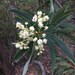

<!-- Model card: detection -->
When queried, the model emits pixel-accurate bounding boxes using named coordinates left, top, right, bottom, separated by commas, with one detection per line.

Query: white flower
left=38, top=22, right=43, bottom=28
left=19, top=30, right=29, bottom=39
left=25, top=22, right=28, bottom=25
left=44, top=26, right=49, bottom=30
left=33, top=37, right=38, bottom=42
left=32, top=15, right=38, bottom=22
left=43, top=15, right=49, bottom=21
left=29, top=26, right=35, bottom=31
left=30, top=32, right=34, bottom=35
left=38, top=18, right=43, bottom=23
left=24, top=46, right=29, bottom=49
left=28, top=37, right=33, bottom=41
left=37, top=39, right=43, bottom=45
left=37, top=53, right=40, bottom=55
left=35, top=46, right=39, bottom=50
left=43, top=38, right=47, bottom=44
left=39, top=51, right=43, bottom=54
left=15, top=43, right=21, bottom=48
left=20, top=46, right=23, bottom=50
left=37, top=11, right=42, bottom=16
left=16, top=22, right=24, bottom=29
left=42, top=33, right=46, bottom=38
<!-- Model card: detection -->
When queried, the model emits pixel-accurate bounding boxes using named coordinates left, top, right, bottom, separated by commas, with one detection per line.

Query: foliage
left=10, top=0, right=75, bottom=75
left=54, top=56, right=75, bottom=75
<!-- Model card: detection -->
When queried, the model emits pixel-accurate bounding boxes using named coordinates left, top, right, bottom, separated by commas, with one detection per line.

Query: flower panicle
left=13, top=11, right=49, bottom=55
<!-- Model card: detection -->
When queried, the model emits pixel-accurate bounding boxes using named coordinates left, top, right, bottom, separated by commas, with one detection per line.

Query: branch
left=55, top=0, right=62, bottom=8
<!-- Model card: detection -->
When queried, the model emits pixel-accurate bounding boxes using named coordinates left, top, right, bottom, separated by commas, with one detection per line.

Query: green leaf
left=56, top=28, right=73, bottom=34
left=63, top=33, right=75, bottom=42
left=57, top=29, right=75, bottom=42
left=47, top=34, right=75, bottom=63
left=62, top=69, right=75, bottom=75
left=22, top=42, right=34, bottom=75
left=56, top=68, right=66, bottom=75
left=22, top=57, right=31, bottom=75
left=47, top=37, right=56, bottom=75
left=58, top=21, right=75, bottom=29
left=50, top=6, right=73, bottom=26
left=50, top=5, right=66, bottom=24
left=14, top=49, right=27, bottom=62
left=10, top=9, right=33, bottom=24
left=15, top=17, right=26, bottom=25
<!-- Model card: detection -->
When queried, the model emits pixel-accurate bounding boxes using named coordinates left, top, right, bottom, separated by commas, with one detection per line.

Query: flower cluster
left=13, top=11, right=49, bottom=55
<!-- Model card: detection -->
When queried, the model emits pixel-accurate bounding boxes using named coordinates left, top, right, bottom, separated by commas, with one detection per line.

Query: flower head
left=37, top=39, right=43, bottom=45
left=16, top=22, right=24, bottom=29
left=32, top=15, right=38, bottom=22
left=43, top=15, right=49, bottom=21
left=19, top=30, right=29, bottom=39
left=25, top=22, right=28, bottom=25
left=29, top=26, right=35, bottom=31
left=44, top=26, right=49, bottom=30
left=43, top=38, right=47, bottom=44
left=33, top=37, right=38, bottom=42
left=42, top=33, right=46, bottom=38
left=13, top=10, right=49, bottom=55
left=37, top=11, right=42, bottom=16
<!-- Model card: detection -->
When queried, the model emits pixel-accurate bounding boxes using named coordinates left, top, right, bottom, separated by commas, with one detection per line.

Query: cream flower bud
left=25, top=22, right=28, bottom=25
left=42, top=33, right=46, bottom=38
left=37, top=11, right=42, bottom=16
left=44, top=15, right=49, bottom=21
left=32, top=15, right=38, bottom=22
left=20, top=46, right=23, bottom=50
left=44, top=26, right=49, bottom=30
left=38, top=22, right=43, bottom=28
left=43, top=39, right=47, bottom=44
left=16, top=22, right=24, bottom=29
left=37, top=39, right=43, bottom=45
left=19, top=30, right=29, bottom=39
left=33, top=37, right=38, bottom=42
left=38, top=18, right=43, bottom=22
left=29, top=26, right=35, bottom=31
left=15, top=43, right=20, bottom=48
left=40, top=51, right=43, bottom=54
left=37, top=53, right=40, bottom=55
left=35, top=46, right=39, bottom=50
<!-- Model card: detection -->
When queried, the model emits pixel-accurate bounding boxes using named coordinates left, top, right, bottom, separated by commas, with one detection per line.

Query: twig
left=34, top=60, right=46, bottom=75
left=55, top=0, right=62, bottom=8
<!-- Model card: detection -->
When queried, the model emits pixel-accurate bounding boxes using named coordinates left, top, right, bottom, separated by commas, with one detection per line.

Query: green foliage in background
left=54, top=56, right=75, bottom=75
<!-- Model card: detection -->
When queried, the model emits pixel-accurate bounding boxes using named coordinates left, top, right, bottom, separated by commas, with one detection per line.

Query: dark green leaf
left=14, top=49, right=27, bottom=62
left=58, top=21, right=75, bottom=29
left=47, top=34, right=75, bottom=63
left=50, top=5, right=66, bottom=24
left=10, top=9, right=33, bottom=24
left=57, top=29, right=75, bottom=42
left=22, top=42, right=34, bottom=75
left=22, top=57, right=31, bottom=75
left=47, top=37, right=56, bottom=75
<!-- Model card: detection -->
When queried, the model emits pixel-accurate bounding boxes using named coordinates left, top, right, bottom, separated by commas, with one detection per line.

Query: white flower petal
left=37, top=39, right=43, bottom=45
left=16, top=22, right=24, bottom=29
left=43, top=39, right=47, bottom=44
left=29, top=26, right=35, bottom=31
left=32, top=15, right=38, bottom=22
left=42, top=33, right=46, bottom=38
left=25, top=22, right=28, bottom=25
left=33, top=37, right=38, bottom=42
left=37, top=11, right=42, bottom=16
left=44, top=26, right=49, bottom=30
left=38, top=22, right=43, bottom=28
